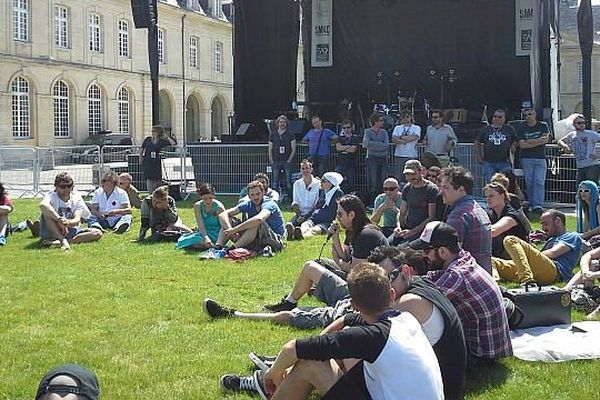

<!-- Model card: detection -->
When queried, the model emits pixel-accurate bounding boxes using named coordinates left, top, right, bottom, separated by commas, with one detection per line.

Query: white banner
left=515, top=0, right=535, bottom=56
left=311, top=0, right=333, bottom=67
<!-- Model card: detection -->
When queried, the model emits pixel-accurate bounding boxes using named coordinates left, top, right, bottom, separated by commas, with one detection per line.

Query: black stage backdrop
left=233, top=0, right=300, bottom=140
left=304, top=0, right=532, bottom=123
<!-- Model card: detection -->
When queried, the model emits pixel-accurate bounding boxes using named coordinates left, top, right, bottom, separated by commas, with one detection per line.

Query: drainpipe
left=181, top=13, right=187, bottom=145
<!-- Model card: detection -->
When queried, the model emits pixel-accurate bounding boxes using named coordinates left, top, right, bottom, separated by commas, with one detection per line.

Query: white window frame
left=54, top=6, right=69, bottom=48
left=118, top=20, right=129, bottom=58
left=118, top=87, right=130, bottom=135
left=158, top=28, right=166, bottom=64
left=53, top=80, right=70, bottom=138
left=12, top=76, right=30, bottom=139
left=189, top=36, right=198, bottom=68
left=13, top=0, right=28, bottom=41
left=88, top=84, right=102, bottom=135
left=214, top=41, right=223, bottom=72
left=89, top=12, right=102, bottom=52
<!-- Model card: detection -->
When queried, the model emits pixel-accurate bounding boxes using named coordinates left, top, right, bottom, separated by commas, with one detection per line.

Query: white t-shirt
left=392, top=124, right=421, bottom=157
left=292, top=176, right=321, bottom=215
left=91, top=186, right=130, bottom=225
left=44, top=191, right=90, bottom=227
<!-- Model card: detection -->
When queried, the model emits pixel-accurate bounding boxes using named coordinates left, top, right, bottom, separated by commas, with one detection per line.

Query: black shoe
left=220, top=370, right=268, bottom=400
left=249, top=352, right=277, bottom=371
left=203, top=298, right=236, bottom=318
left=264, top=297, right=296, bottom=312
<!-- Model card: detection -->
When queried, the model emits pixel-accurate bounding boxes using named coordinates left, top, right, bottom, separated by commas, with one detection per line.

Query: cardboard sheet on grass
left=510, top=321, right=600, bottom=362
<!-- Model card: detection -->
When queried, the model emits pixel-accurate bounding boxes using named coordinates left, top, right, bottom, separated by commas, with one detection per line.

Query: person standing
left=474, top=109, right=517, bottom=182
left=268, top=115, right=296, bottom=201
left=363, top=113, right=390, bottom=206
left=557, top=115, right=600, bottom=186
left=302, top=114, right=337, bottom=177
left=139, top=125, right=177, bottom=193
left=335, top=120, right=360, bottom=193
left=424, top=110, right=457, bottom=166
left=516, top=108, right=551, bottom=214
left=391, top=112, right=421, bottom=182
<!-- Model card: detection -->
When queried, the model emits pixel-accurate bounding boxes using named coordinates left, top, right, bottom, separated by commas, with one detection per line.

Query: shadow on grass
left=23, top=240, right=42, bottom=250
left=465, top=360, right=510, bottom=396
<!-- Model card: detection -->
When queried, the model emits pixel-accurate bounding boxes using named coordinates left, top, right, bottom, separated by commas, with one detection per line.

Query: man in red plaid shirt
left=410, top=221, right=512, bottom=362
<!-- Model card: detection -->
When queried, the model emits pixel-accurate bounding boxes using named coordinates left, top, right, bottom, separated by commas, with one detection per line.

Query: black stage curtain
left=304, top=0, right=534, bottom=122
left=233, top=0, right=300, bottom=140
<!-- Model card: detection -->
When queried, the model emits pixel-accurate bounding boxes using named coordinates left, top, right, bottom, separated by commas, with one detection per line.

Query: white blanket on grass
left=510, top=321, right=600, bottom=362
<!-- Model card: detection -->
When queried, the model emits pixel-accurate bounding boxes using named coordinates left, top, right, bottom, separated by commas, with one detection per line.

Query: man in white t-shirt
left=38, top=172, right=102, bottom=250
left=88, top=171, right=133, bottom=233
left=391, top=112, right=421, bottom=182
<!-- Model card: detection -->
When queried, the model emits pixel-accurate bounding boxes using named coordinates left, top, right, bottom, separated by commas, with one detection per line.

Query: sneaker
left=203, top=298, right=236, bottom=319
left=40, top=239, right=61, bottom=248
left=220, top=373, right=259, bottom=395
left=285, top=223, right=294, bottom=241
left=27, top=219, right=40, bottom=238
left=198, top=248, right=227, bottom=260
left=114, top=222, right=130, bottom=234
left=293, top=226, right=304, bottom=240
left=262, top=245, right=274, bottom=258
left=253, top=369, right=269, bottom=400
left=249, top=352, right=277, bottom=371
left=0, top=235, right=6, bottom=246
left=264, top=297, right=296, bottom=312
left=89, top=223, right=106, bottom=232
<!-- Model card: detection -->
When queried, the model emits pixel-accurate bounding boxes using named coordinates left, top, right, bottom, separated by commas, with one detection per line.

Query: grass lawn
left=0, top=197, right=598, bottom=399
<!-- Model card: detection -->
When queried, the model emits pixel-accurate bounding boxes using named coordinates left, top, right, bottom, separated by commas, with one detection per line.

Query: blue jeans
left=87, top=214, right=133, bottom=231
left=483, top=160, right=513, bottom=183
left=366, top=156, right=388, bottom=205
left=520, top=158, right=547, bottom=210
left=271, top=161, right=293, bottom=198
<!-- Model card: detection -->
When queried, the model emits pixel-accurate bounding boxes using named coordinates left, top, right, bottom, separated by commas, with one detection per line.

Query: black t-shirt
left=141, top=137, right=171, bottom=179
left=345, top=227, right=389, bottom=260
left=477, top=124, right=517, bottom=163
left=269, top=129, right=295, bottom=162
left=516, top=121, right=550, bottom=159
left=434, top=193, right=447, bottom=221
left=402, top=181, right=439, bottom=229
left=337, top=133, right=361, bottom=166
left=489, top=204, right=529, bottom=259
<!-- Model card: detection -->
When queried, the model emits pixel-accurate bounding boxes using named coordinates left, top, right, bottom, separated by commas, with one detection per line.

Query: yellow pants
left=491, top=235, right=558, bottom=285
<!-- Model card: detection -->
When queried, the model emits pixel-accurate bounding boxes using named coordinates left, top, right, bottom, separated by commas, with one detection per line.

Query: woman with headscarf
left=577, top=180, right=600, bottom=244
left=288, top=171, right=344, bottom=240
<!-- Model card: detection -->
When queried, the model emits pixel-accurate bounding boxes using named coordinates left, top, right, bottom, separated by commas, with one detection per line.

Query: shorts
left=39, top=215, right=82, bottom=240
left=322, top=361, right=370, bottom=400
left=250, top=221, right=284, bottom=252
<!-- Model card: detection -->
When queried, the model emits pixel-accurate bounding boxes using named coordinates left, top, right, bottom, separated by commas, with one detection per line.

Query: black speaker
left=236, top=123, right=254, bottom=136
left=131, top=0, right=151, bottom=28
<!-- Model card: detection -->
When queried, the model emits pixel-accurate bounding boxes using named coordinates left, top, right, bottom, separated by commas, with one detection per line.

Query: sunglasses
left=57, top=184, right=73, bottom=189
left=388, top=267, right=401, bottom=282
left=383, top=187, right=398, bottom=191
left=342, top=126, right=352, bottom=129
left=101, top=179, right=114, bottom=183
left=579, top=189, right=591, bottom=193
left=524, top=112, right=535, bottom=116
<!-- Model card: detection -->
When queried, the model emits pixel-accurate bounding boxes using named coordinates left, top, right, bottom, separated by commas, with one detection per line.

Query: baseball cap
left=36, top=364, right=100, bottom=400
left=403, top=159, right=422, bottom=175
left=408, top=221, right=459, bottom=250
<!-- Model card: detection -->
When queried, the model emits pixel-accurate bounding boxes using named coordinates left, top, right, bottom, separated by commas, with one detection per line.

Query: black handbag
left=506, top=284, right=571, bottom=329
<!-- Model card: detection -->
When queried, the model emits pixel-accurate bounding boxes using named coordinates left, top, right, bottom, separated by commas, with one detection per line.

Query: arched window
left=53, top=80, right=70, bottom=137
left=118, top=87, right=130, bottom=135
left=88, top=84, right=102, bottom=134
left=11, top=76, right=30, bottom=138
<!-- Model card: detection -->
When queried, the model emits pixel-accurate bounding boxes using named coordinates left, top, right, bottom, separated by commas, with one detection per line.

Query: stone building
left=0, top=0, right=233, bottom=147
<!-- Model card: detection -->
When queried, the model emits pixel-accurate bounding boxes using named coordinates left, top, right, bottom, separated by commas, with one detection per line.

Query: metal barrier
left=0, top=143, right=581, bottom=205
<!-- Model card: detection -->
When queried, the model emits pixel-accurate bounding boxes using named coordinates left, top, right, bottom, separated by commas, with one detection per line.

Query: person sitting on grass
left=490, top=172, right=525, bottom=211
left=88, top=171, right=133, bottom=234
left=239, top=173, right=280, bottom=203
left=206, top=245, right=467, bottom=400
left=191, top=182, right=225, bottom=249
left=138, top=185, right=192, bottom=241
left=0, top=182, right=13, bottom=246
left=370, top=178, right=402, bottom=240
left=289, top=159, right=321, bottom=229
left=492, top=209, right=582, bottom=285
left=36, top=172, right=102, bottom=250
left=576, top=180, right=600, bottom=245
left=35, top=363, right=100, bottom=400
left=220, top=263, right=444, bottom=400
left=484, top=182, right=530, bottom=259
left=286, top=171, right=344, bottom=240
left=117, top=172, right=142, bottom=209
left=216, top=180, right=285, bottom=253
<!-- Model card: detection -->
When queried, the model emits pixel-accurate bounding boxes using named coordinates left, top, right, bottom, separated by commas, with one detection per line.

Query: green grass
left=0, top=198, right=598, bottom=399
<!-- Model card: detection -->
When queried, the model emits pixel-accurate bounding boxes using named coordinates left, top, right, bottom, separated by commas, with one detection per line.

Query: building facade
left=0, top=0, right=233, bottom=147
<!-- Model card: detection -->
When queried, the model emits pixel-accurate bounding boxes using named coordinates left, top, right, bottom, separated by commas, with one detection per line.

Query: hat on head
left=403, top=159, right=423, bottom=175
left=322, top=171, right=343, bottom=187
left=36, top=364, right=100, bottom=400
left=409, top=221, right=459, bottom=250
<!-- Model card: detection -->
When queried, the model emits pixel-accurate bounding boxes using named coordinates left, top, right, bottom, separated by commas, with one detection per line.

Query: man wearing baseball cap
left=410, top=221, right=512, bottom=363
left=36, top=363, right=99, bottom=400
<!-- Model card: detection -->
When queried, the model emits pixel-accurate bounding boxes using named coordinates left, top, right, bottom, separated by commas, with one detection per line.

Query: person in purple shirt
left=302, top=114, right=338, bottom=178
left=440, top=166, right=493, bottom=274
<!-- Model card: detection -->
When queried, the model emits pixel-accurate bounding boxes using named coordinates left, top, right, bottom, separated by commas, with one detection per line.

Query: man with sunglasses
left=335, top=120, right=360, bottom=193
left=516, top=108, right=551, bottom=214
left=557, top=116, right=600, bottom=186
left=474, top=109, right=518, bottom=182
left=37, top=172, right=102, bottom=250
left=410, top=221, right=512, bottom=363
left=371, top=178, right=402, bottom=239
left=88, top=171, right=133, bottom=233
